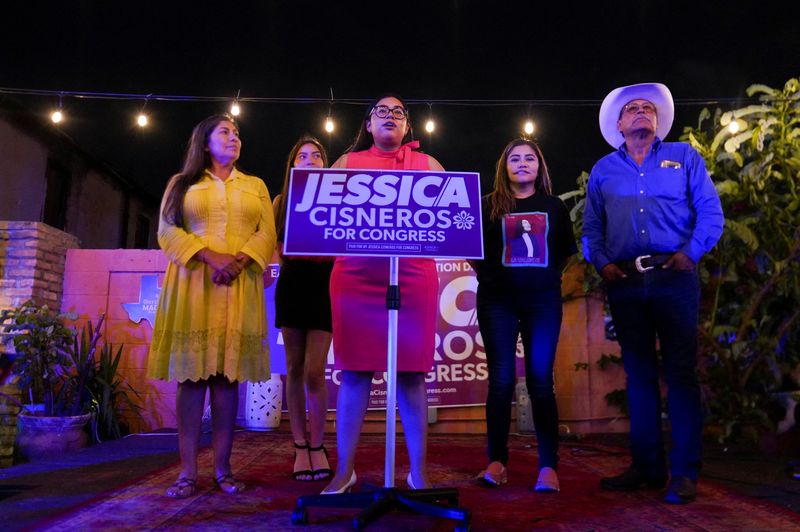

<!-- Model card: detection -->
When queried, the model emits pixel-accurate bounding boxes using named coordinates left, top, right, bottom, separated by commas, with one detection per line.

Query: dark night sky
left=2, top=1, right=798, bottom=202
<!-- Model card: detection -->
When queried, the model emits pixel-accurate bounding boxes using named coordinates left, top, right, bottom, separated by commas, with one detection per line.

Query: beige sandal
left=477, top=461, right=508, bottom=487
left=215, top=473, right=245, bottom=494
left=165, top=477, right=197, bottom=499
left=534, top=467, right=560, bottom=492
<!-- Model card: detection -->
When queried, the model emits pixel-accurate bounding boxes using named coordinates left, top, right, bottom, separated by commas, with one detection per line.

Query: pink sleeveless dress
left=330, top=142, right=438, bottom=372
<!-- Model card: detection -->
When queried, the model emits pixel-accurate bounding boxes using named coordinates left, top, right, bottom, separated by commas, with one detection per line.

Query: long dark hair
left=346, top=93, right=415, bottom=153
left=274, top=135, right=328, bottom=242
left=161, top=114, right=238, bottom=227
left=487, top=138, right=553, bottom=221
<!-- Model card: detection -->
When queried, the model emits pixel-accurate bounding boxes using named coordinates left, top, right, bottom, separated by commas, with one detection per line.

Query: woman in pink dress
left=322, top=95, right=443, bottom=494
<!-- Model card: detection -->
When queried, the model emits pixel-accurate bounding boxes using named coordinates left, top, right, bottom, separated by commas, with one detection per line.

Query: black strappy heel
left=292, top=441, right=314, bottom=481
left=309, top=444, right=333, bottom=481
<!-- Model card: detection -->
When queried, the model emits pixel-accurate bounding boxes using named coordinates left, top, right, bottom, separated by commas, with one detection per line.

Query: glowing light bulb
left=325, top=117, right=335, bottom=133
left=51, top=110, right=63, bottom=124
left=425, top=119, right=435, bottom=133
left=137, top=114, right=148, bottom=127
left=524, top=121, right=535, bottom=135
left=230, top=102, right=241, bottom=116
left=728, top=120, right=740, bottom=134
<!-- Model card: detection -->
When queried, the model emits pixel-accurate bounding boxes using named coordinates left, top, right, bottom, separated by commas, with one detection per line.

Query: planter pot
left=15, top=412, right=92, bottom=460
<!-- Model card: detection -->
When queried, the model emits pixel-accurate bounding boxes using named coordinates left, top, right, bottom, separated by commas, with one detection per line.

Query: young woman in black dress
left=273, top=136, right=334, bottom=482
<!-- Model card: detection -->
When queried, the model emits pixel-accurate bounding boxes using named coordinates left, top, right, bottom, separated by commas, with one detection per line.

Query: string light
left=136, top=95, right=151, bottom=128
left=230, top=89, right=241, bottom=116
left=50, top=94, right=64, bottom=124
left=0, top=86, right=759, bottom=140
left=523, top=120, right=535, bottom=136
left=425, top=103, right=435, bottom=133
left=324, top=87, right=335, bottom=133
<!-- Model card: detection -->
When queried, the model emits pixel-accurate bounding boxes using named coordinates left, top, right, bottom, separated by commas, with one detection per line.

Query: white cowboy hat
left=599, top=82, right=674, bottom=148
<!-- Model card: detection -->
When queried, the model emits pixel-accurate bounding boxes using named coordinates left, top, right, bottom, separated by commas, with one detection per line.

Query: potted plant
left=0, top=300, right=91, bottom=458
left=73, top=318, right=141, bottom=441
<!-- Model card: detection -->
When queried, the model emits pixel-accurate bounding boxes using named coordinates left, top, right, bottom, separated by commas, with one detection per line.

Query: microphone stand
left=292, top=257, right=471, bottom=530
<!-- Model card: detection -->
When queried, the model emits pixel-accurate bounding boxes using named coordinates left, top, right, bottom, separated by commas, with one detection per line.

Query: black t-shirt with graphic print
left=473, top=193, right=577, bottom=294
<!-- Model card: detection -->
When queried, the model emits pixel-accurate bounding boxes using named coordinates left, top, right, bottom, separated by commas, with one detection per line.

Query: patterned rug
left=38, top=432, right=799, bottom=531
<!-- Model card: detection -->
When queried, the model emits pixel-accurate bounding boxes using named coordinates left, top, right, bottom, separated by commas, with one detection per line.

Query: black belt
left=615, top=253, right=673, bottom=274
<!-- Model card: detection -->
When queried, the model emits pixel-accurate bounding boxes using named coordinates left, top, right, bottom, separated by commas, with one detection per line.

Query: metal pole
left=384, top=256, right=399, bottom=488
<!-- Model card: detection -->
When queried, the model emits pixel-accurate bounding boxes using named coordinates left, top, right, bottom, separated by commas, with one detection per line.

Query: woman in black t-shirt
left=472, top=138, right=577, bottom=492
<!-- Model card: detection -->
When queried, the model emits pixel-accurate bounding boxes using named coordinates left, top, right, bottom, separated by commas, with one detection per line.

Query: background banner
left=123, top=260, right=526, bottom=409
left=266, top=260, right=528, bottom=409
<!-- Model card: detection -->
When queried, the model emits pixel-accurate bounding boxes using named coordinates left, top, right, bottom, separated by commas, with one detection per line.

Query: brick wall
left=0, top=221, right=80, bottom=310
left=0, top=382, right=21, bottom=467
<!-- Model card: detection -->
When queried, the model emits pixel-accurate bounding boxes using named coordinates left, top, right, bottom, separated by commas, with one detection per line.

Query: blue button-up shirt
left=582, top=139, right=723, bottom=272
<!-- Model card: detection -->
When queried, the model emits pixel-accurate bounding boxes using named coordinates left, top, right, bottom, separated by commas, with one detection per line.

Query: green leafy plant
left=682, top=78, right=800, bottom=442
left=66, top=317, right=141, bottom=440
left=67, top=314, right=104, bottom=416
left=574, top=352, right=628, bottom=414
left=0, top=300, right=78, bottom=416
left=82, top=324, right=141, bottom=441
left=597, top=353, right=623, bottom=371
left=1, top=301, right=141, bottom=440
left=604, top=389, right=629, bottom=416
left=559, top=172, right=604, bottom=295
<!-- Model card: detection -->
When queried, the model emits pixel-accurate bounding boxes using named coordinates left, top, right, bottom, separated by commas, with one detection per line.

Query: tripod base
left=292, top=486, right=471, bottom=530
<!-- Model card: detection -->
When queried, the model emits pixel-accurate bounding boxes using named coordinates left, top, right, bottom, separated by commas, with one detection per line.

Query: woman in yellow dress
left=148, top=114, right=276, bottom=498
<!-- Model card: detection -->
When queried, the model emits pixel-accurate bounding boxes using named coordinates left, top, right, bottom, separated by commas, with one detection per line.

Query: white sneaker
left=534, top=467, right=560, bottom=492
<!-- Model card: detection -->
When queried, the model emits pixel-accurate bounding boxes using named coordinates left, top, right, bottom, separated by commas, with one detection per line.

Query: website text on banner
left=283, top=168, right=484, bottom=259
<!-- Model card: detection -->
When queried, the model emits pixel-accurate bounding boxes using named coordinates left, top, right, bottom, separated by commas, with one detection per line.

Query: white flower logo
left=453, top=211, right=475, bottom=230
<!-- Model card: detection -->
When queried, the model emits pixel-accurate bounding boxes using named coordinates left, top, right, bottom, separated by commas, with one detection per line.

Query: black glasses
left=371, top=105, right=408, bottom=120
left=623, top=103, right=657, bottom=115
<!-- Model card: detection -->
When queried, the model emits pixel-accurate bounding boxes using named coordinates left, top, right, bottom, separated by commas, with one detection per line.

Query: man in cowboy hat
left=583, top=82, right=723, bottom=504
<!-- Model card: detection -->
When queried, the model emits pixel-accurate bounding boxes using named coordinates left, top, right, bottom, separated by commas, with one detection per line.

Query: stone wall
left=0, top=221, right=80, bottom=310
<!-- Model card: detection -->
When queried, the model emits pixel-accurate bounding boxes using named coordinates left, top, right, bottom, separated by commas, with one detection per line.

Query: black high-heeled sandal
left=309, top=444, right=333, bottom=481
left=292, top=441, right=314, bottom=481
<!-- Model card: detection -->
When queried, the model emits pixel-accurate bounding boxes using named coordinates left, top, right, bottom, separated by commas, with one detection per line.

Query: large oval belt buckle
left=634, top=254, right=654, bottom=273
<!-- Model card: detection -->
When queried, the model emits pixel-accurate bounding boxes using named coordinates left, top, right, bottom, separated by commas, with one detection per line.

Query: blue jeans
left=477, top=285, right=562, bottom=470
left=606, top=268, right=702, bottom=480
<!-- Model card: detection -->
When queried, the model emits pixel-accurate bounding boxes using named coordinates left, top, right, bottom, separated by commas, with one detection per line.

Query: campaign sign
left=283, top=168, right=483, bottom=259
